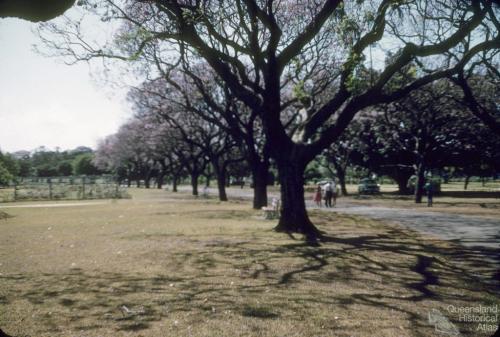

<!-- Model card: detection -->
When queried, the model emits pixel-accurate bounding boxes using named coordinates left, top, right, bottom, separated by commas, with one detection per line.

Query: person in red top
left=313, top=184, right=322, bottom=208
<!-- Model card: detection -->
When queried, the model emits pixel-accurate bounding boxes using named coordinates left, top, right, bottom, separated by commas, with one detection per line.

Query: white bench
left=202, top=187, right=209, bottom=198
left=262, top=198, right=280, bottom=220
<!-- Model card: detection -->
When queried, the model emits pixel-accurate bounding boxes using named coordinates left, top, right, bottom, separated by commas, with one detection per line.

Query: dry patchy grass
left=0, top=189, right=498, bottom=337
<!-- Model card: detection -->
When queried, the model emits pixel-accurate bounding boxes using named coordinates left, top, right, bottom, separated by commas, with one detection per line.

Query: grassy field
left=0, top=189, right=498, bottom=337
left=0, top=188, right=15, bottom=203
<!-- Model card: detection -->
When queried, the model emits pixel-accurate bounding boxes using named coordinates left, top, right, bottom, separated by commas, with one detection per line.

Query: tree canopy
left=36, top=0, right=500, bottom=240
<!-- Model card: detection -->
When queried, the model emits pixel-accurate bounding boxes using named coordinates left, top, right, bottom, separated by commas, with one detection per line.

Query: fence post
left=48, top=179, right=53, bottom=200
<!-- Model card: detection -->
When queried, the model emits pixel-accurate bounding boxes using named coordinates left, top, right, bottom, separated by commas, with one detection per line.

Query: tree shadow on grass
left=241, top=304, right=279, bottom=319
left=1, top=224, right=498, bottom=336
left=0, top=211, right=13, bottom=220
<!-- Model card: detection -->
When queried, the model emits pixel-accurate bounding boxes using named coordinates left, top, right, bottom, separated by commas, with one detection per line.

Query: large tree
left=348, top=80, right=500, bottom=198
left=452, top=70, right=500, bottom=135
left=377, top=81, right=468, bottom=203
left=98, top=119, right=158, bottom=187
left=166, top=66, right=272, bottom=209
left=38, top=0, right=500, bottom=240
left=129, top=81, right=242, bottom=200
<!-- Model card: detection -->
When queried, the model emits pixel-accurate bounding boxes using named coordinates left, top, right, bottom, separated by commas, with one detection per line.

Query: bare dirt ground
left=1, top=188, right=498, bottom=337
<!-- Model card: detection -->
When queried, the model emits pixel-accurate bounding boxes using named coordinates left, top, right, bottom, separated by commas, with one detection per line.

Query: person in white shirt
left=331, top=180, right=337, bottom=206
left=324, top=182, right=333, bottom=207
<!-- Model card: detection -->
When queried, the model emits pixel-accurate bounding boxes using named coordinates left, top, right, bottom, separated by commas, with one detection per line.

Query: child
left=314, top=184, right=322, bottom=207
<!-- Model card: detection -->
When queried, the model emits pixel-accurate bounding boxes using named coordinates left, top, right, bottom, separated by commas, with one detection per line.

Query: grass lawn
left=0, top=188, right=15, bottom=203
left=0, top=188, right=498, bottom=337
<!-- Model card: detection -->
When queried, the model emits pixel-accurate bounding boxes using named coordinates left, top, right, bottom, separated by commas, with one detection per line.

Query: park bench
left=262, top=197, right=280, bottom=220
left=202, top=186, right=209, bottom=198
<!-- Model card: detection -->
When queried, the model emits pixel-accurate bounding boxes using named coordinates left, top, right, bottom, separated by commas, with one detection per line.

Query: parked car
left=358, top=178, right=380, bottom=194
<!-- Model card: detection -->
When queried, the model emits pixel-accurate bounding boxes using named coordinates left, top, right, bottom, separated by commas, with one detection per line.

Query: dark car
left=358, top=178, right=380, bottom=194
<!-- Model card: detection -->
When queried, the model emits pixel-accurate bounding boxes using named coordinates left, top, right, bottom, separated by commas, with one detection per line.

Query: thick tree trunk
left=212, top=161, right=228, bottom=202
left=156, top=172, right=164, bottom=189
left=464, top=175, right=470, bottom=190
left=414, top=163, right=426, bottom=203
left=191, top=173, right=199, bottom=196
left=136, top=179, right=141, bottom=188
left=337, top=167, right=348, bottom=196
left=332, top=160, right=348, bottom=196
left=172, top=176, right=178, bottom=192
left=395, top=175, right=411, bottom=195
left=251, top=162, right=269, bottom=209
left=216, top=172, right=228, bottom=201
left=143, top=166, right=154, bottom=189
left=390, top=168, right=413, bottom=195
left=274, top=159, right=321, bottom=240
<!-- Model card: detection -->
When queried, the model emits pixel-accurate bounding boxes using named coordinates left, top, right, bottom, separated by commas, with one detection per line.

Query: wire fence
left=0, top=176, right=129, bottom=202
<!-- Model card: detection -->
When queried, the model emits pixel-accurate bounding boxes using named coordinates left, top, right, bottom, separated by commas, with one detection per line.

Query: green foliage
left=36, top=164, right=59, bottom=177
left=0, top=147, right=98, bottom=179
left=58, top=161, right=73, bottom=176
left=345, top=57, right=373, bottom=95
left=18, top=158, right=34, bottom=177
left=292, top=80, right=311, bottom=107
left=383, top=54, right=418, bottom=93
left=0, top=161, right=14, bottom=186
left=31, top=148, right=61, bottom=175
left=73, top=153, right=100, bottom=176
left=0, top=152, right=19, bottom=177
left=0, top=151, right=18, bottom=185
left=305, top=159, right=324, bottom=183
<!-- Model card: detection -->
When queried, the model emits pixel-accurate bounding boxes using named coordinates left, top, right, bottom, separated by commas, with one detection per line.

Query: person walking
left=324, top=182, right=333, bottom=207
left=332, top=180, right=338, bottom=206
left=313, top=184, right=322, bottom=208
left=424, top=181, right=434, bottom=207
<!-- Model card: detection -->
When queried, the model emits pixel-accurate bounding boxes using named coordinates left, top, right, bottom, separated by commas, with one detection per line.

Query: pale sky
left=0, top=17, right=132, bottom=153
